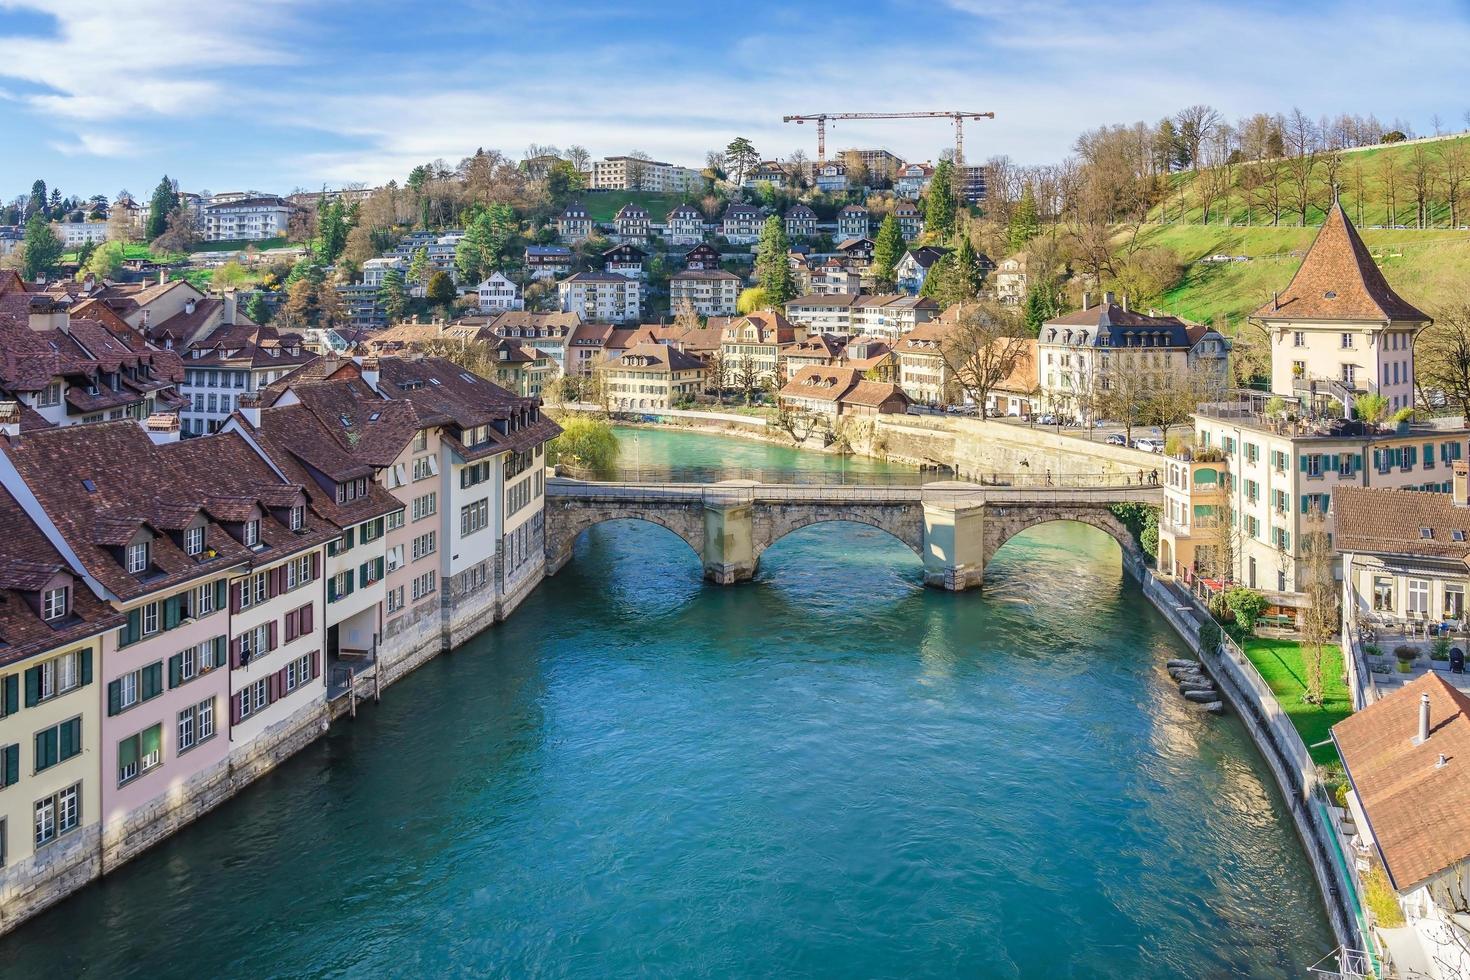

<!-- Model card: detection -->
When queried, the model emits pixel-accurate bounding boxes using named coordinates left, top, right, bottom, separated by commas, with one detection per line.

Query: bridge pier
left=703, top=497, right=757, bottom=585
left=921, top=485, right=987, bottom=591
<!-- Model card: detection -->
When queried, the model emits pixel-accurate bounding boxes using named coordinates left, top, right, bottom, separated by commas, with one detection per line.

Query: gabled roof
left=611, top=342, right=705, bottom=373
left=1334, top=482, right=1470, bottom=562
left=1253, top=202, right=1428, bottom=323
left=1334, top=673, right=1470, bottom=890
left=784, top=204, right=817, bottom=220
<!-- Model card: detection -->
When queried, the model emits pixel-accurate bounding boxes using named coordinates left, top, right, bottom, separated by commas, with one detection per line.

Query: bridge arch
left=981, top=505, right=1146, bottom=574
left=545, top=506, right=705, bottom=575
left=752, top=510, right=926, bottom=565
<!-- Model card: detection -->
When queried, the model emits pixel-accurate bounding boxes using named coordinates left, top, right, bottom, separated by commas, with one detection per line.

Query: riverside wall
left=0, top=551, right=549, bottom=936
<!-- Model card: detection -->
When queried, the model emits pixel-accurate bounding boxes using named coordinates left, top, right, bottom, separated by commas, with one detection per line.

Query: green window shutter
left=328, top=579, right=338, bottom=603
left=163, top=596, right=180, bottom=631
left=358, top=564, right=367, bottom=589
left=59, top=718, right=78, bottom=760
left=215, top=635, right=228, bottom=668
left=3, top=744, right=16, bottom=786
left=3, top=674, right=16, bottom=716
left=142, top=663, right=162, bottom=700
left=344, top=527, right=354, bottom=549
left=123, top=609, right=141, bottom=647
left=118, top=735, right=138, bottom=777
left=141, top=724, right=161, bottom=761
left=107, top=679, right=122, bottom=716
left=1299, top=454, right=1308, bottom=473
left=215, top=579, right=227, bottom=611
left=24, top=667, right=40, bottom=708
left=35, top=727, right=57, bottom=770
left=169, top=654, right=182, bottom=688
left=80, top=649, right=92, bottom=686
left=374, top=557, right=384, bottom=580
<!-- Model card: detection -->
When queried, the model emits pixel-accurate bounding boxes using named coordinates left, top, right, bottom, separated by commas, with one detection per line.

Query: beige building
left=1159, top=203, right=1454, bottom=601
left=720, top=311, right=799, bottom=388
left=670, top=269, right=741, bottom=317
left=604, top=343, right=707, bottom=410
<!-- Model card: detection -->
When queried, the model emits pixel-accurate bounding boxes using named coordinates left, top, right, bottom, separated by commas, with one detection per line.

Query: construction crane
left=781, top=110, right=996, bottom=164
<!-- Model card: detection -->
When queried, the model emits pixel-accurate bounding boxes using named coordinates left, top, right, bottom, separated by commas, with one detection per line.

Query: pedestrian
left=1151, top=468, right=1159, bottom=485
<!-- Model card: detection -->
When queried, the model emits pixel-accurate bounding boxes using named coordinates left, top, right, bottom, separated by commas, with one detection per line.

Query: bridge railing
left=599, top=467, right=1162, bottom=489
left=547, top=480, right=1163, bottom=506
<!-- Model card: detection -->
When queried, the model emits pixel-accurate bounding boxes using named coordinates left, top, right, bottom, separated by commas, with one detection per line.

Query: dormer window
left=243, top=519, right=260, bottom=547
left=290, top=505, right=305, bottom=531
left=185, top=525, right=205, bottom=556
left=42, top=586, right=69, bottom=622
left=127, top=541, right=150, bottom=574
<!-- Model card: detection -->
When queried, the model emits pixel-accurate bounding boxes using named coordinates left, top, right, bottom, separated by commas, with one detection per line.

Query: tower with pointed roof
left=1253, top=202, right=1430, bottom=414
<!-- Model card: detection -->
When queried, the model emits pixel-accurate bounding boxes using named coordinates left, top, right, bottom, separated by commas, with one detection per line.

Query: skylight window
left=81, top=479, right=96, bottom=493
left=1421, top=527, right=1434, bottom=539
left=1453, top=530, right=1466, bottom=542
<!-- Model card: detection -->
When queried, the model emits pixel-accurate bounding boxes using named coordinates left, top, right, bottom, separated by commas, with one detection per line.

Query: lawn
left=1241, top=636, right=1353, bottom=766
left=581, top=191, right=699, bottom=224
left=191, top=237, right=289, bottom=252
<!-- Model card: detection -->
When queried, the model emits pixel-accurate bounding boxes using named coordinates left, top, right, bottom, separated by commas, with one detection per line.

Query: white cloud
left=46, top=131, right=137, bottom=156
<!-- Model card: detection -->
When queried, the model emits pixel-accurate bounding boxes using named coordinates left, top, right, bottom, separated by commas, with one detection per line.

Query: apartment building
left=893, top=201, right=923, bottom=239
left=837, top=204, right=870, bottom=241
left=895, top=319, right=957, bottom=408
left=670, top=269, right=741, bottom=317
left=179, top=323, right=318, bottom=436
left=1158, top=203, right=1448, bottom=600
left=589, top=157, right=706, bottom=193
left=556, top=202, right=593, bottom=244
left=613, top=203, right=650, bottom=242
left=779, top=365, right=911, bottom=419
left=525, top=245, right=573, bottom=281
left=0, top=484, right=119, bottom=926
left=850, top=294, right=938, bottom=343
left=558, top=272, right=640, bottom=323
left=720, top=311, right=799, bottom=386
left=604, top=344, right=707, bottom=410
left=602, top=244, right=645, bottom=279
left=666, top=204, right=707, bottom=246
left=197, top=196, right=292, bottom=242
left=720, top=204, right=764, bottom=245
left=51, top=223, right=109, bottom=247
left=785, top=293, right=860, bottom=335
left=784, top=204, right=817, bottom=240
left=895, top=163, right=935, bottom=199
left=362, top=257, right=406, bottom=289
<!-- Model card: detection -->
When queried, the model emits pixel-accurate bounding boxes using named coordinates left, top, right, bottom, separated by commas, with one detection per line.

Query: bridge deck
left=548, top=479, right=1163, bottom=506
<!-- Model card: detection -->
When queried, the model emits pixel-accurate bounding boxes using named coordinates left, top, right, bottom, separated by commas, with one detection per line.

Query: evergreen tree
left=315, top=198, right=352, bottom=262
left=1008, top=187, right=1039, bottom=252
left=21, top=213, right=62, bottom=281
left=918, top=253, right=953, bottom=302
left=1022, top=278, right=1061, bottom=335
left=872, top=215, right=905, bottom=289
left=245, top=292, right=272, bottom=324
left=954, top=235, right=983, bottom=299
left=146, top=176, right=176, bottom=240
left=379, top=268, right=408, bottom=323
left=925, top=160, right=956, bottom=241
left=27, top=180, right=47, bottom=220
left=408, top=247, right=430, bottom=287
left=754, top=215, right=795, bottom=305
left=425, top=271, right=456, bottom=306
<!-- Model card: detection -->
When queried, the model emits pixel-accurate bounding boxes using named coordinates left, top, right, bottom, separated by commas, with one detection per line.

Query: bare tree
left=1378, top=154, right=1401, bottom=226
left=1175, top=104, right=1223, bottom=172
left=1299, top=508, right=1337, bottom=706
left=625, top=150, right=654, bottom=191
left=772, top=402, right=821, bottom=444
left=1417, top=301, right=1470, bottom=423
left=1442, top=142, right=1469, bottom=228
left=735, top=353, right=761, bottom=405
left=566, top=145, right=590, bottom=173
left=1282, top=107, right=1319, bottom=226
left=1407, top=145, right=1437, bottom=229
left=704, top=349, right=729, bottom=404
left=938, top=301, right=1030, bottom=420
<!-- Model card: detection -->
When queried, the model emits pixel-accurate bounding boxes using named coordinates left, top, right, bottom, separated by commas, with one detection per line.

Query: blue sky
left=2, top=0, right=1469, bottom=200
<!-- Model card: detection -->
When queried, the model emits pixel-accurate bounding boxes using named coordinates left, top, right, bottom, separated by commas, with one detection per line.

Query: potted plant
left=1431, top=636, right=1452, bottom=662
left=1395, top=644, right=1419, bottom=672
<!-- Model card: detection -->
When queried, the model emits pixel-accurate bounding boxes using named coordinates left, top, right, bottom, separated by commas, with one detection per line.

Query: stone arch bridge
left=545, top=479, right=1162, bottom=590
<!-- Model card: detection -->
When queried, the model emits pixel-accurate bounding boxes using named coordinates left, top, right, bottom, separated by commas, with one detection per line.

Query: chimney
left=1416, top=692, right=1431, bottom=744
left=359, top=356, right=380, bottom=392
left=0, top=400, right=20, bottom=439
left=81, top=274, right=96, bottom=295
left=1103, top=290, right=1116, bottom=306
left=1121, top=295, right=1129, bottom=313
left=1272, top=290, right=1279, bottom=311
left=185, top=297, right=196, bottom=316
left=1082, top=291, right=1091, bottom=311
left=1454, top=461, right=1468, bottom=507
left=223, top=289, right=238, bottom=325
left=159, top=271, right=169, bottom=286
left=238, top=391, right=262, bottom=428
left=143, top=413, right=180, bottom=445
left=27, top=296, right=69, bottom=334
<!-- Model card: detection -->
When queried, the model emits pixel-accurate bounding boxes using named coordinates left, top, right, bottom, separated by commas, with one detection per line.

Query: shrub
left=1198, top=620, right=1221, bottom=656
left=1363, top=643, right=1382, bottom=656
left=1432, top=636, right=1452, bottom=661
left=1394, top=644, right=1418, bottom=661
left=1334, top=782, right=1350, bottom=808
left=1224, top=587, right=1267, bottom=633
left=548, top=416, right=620, bottom=476
left=1362, top=864, right=1406, bottom=928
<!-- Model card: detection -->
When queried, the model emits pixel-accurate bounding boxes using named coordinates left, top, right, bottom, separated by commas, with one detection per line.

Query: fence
left=601, top=467, right=1162, bottom=489
left=1142, top=572, right=1371, bottom=965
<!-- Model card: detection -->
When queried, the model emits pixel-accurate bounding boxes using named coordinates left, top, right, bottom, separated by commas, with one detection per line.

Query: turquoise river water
left=0, top=426, right=1333, bottom=977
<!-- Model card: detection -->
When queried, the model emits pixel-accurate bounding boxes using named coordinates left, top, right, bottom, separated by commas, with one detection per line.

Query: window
left=412, top=430, right=428, bottom=453
left=412, top=492, right=437, bottom=521
left=412, top=532, right=436, bottom=561
left=1341, top=363, right=1356, bottom=386
left=184, top=525, right=205, bottom=556
left=34, top=717, right=82, bottom=772
left=196, top=583, right=215, bottom=616
left=359, top=517, right=385, bottom=543
left=142, top=603, right=159, bottom=636
left=1447, top=585, right=1465, bottom=620
left=386, top=509, right=405, bottom=532
left=1372, top=576, right=1394, bottom=611
left=386, top=586, right=405, bottom=614
left=412, top=455, right=437, bottom=481
left=1408, top=579, right=1431, bottom=616
left=42, top=586, right=68, bottom=622
left=107, top=662, right=161, bottom=715
left=290, top=506, right=305, bottom=531
left=117, top=724, right=162, bottom=786
left=285, top=654, right=312, bottom=693
left=37, top=381, right=61, bottom=407
left=243, top=520, right=260, bottom=547
left=126, top=541, right=149, bottom=574
left=1292, top=331, right=1305, bottom=348
left=34, top=783, right=79, bottom=848
left=1340, top=332, right=1354, bottom=349
left=31, top=649, right=86, bottom=704
left=412, top=571, right=436, bottom=601
left=177, top=698, right=215, bottom=753
left=461, top=498, right=490, bottom=536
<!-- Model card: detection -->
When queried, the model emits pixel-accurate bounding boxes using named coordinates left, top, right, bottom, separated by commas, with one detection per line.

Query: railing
left=548, top=479, right=1163, bottom=507
left=598, top=468, right=1163, bottom=489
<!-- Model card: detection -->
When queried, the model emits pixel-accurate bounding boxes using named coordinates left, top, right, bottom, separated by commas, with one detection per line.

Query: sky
left=1, top=0, right=1469, bottom=200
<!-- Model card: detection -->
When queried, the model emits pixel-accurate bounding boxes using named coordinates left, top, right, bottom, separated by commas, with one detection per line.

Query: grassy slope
left=1241, top=636, right=1351, bottom=766
left=1152, top=133, right=1470, bottom=228
left=1129, top=223, right=1470, bottom=329
left=581, top=190, right=697, bottom=223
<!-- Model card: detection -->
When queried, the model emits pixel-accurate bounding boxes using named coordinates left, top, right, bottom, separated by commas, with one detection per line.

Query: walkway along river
left=0, top=426, right=1333, bottom=977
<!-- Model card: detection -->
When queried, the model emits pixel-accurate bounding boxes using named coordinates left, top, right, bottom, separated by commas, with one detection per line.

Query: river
left=0, top=425, right=1333, bottom=977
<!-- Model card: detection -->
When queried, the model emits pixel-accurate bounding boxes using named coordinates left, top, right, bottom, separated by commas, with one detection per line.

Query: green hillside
left=1151, top=133, right=1470, bottom=229
left=1126, top=224, right=1470, bottom=329
left=581, top=190, right=699, bottom=223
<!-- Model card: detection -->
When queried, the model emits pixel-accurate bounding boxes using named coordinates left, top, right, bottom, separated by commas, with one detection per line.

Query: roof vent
left=1438, top=753, right=1450, bottom=769
left=1324, top=291, right=1337, bottom=299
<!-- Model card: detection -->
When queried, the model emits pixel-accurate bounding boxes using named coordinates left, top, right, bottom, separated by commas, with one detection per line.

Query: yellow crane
left=781, top=110, right=996, bottom=165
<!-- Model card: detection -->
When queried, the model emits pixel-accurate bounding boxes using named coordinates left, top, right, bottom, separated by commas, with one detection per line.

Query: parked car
left=1105, top=433, right=1127, bottom=446
left=1037, top=413, right=1059, bottom=426
left=1134, top=437, right=1164, bottom=453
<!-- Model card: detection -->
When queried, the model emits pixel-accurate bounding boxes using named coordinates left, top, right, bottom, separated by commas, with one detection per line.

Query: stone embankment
left=1166, top=658, right=1225, bottom=713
